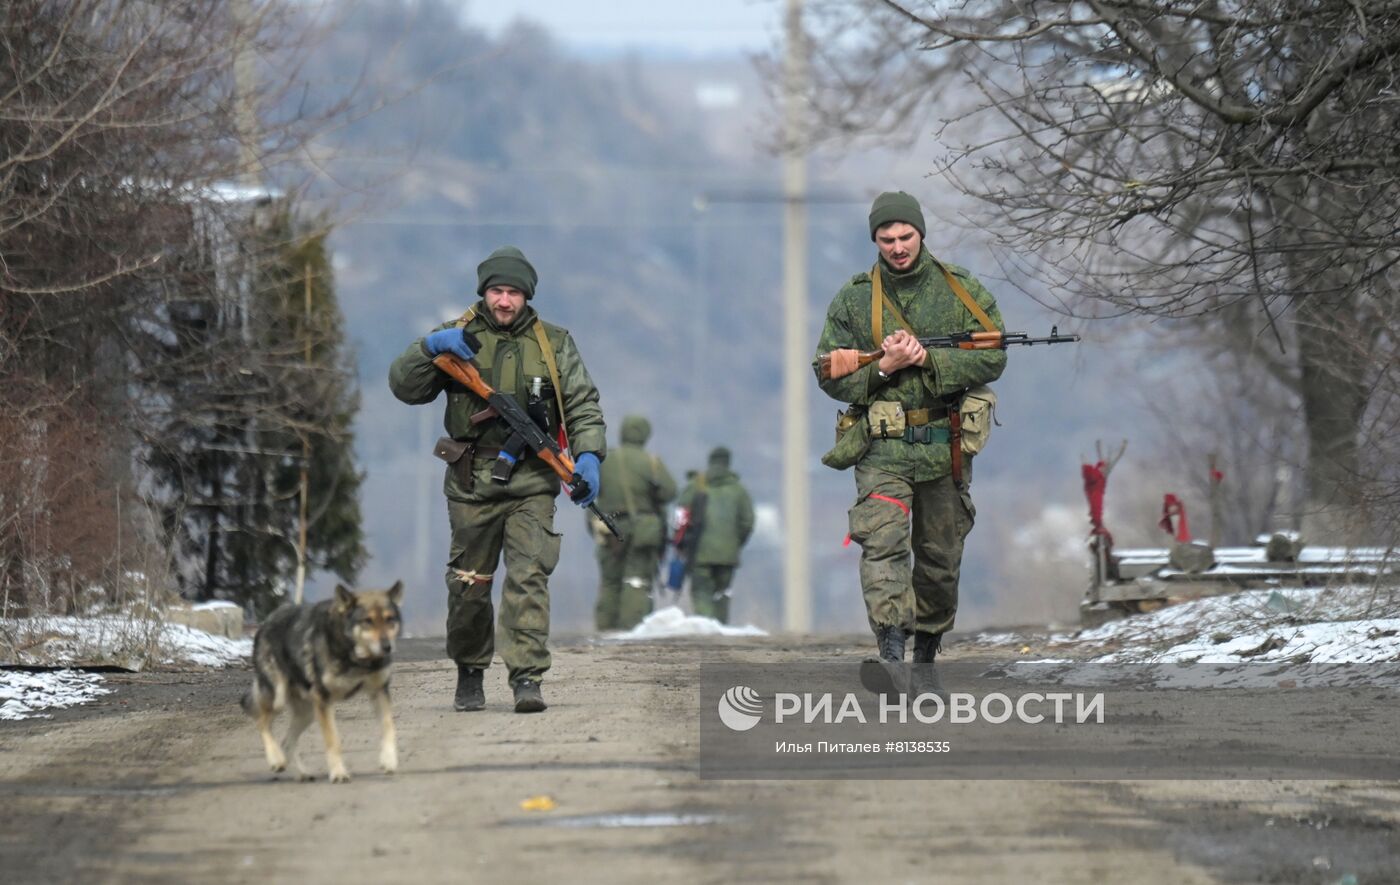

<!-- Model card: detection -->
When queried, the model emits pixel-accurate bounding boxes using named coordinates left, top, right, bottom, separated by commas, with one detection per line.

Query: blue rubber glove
left=571, top=452, right=601, bottom=507
left=423, top=328, right=476, bottom=362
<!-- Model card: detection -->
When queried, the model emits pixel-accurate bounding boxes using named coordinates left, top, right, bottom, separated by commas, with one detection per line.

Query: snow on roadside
left=608, top=605, right=768, bottom=640
left=3, top=614, right=251, bottom=669
left=0, top=670, right=111, bottom=721
left=979, top=585, right=1400, bottom=664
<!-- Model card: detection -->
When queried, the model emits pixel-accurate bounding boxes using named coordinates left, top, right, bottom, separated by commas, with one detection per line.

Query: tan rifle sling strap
left=934, top=260, right=998, bottom=333
left=531, top=319, right=570, bottom=450
left=933, top=259, right=995, bottom=490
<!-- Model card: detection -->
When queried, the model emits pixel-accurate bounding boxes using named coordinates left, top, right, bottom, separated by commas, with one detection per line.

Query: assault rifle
left=431, top=331, right=624, bottom=540
left=817, top=327, right=1080, bottom=381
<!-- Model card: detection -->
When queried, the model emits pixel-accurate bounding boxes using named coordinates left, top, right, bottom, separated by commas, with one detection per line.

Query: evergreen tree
left=221, top=208, right=367, bottom=615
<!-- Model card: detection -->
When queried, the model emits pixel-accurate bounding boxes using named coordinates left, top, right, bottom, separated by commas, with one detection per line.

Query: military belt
left=902, top=425, right=950, bottom=445
left=904, top=407, right=947, bottom=426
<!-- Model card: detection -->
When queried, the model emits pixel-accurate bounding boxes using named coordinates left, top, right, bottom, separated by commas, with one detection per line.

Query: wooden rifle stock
left=430, top=354, right=625, bottom=542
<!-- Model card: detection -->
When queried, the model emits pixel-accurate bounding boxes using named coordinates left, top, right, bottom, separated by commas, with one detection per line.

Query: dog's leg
left=313, top=695, right=351, bottom=783
left=256, top=702, right=287, bottom=774
left=374, top=687, right=398, bottom=774
left=281, top=699, right=315, bottom=781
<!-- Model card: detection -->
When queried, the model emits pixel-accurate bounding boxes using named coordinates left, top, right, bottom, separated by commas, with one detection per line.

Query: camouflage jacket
left=388, top=301, right=606, bottom=503
left=678, top=468, right=755, bottom=566
left=812, top=248, right=1007, bottom=482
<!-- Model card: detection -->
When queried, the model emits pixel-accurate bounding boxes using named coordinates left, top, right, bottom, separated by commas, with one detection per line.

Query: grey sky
left=457, top=0, right=779, bottom=55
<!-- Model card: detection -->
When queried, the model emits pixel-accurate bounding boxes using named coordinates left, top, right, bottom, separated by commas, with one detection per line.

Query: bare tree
left=799, top=0, right=1400, bottom=540
left=0, top=1, right=363, bottom=615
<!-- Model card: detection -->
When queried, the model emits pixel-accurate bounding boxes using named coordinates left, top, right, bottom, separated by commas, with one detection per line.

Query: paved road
left=1, top=635, right=1396, bottom=883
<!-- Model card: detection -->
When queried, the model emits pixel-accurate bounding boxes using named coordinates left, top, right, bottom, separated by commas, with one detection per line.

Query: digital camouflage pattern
left=594, top=416, right=676, bottom=630
left=814, top=247, right=1005, bottom=635
left=812, top=247, right=1006, bottom=482
left=389, top=299, right=606, bottom=682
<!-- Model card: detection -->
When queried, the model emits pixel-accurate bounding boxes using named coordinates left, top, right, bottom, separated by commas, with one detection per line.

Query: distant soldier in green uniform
left=813, top=192, right=1007, bottom=688
left=592, top=415, right=676, bottom=630
left=676, top=447, right=755, bottom=624
left=389, top=246, right=606, bottom=714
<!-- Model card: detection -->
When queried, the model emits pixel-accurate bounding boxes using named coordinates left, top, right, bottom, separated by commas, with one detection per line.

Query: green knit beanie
left=476, top=246, right=539, bottom=299
left=708, top=446, right=731, bottom=467
left=868, top=191, right=926, bottom=241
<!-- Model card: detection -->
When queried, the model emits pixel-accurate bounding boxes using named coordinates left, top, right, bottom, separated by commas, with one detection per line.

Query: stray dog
left=242, top=582, right=403, bottom=783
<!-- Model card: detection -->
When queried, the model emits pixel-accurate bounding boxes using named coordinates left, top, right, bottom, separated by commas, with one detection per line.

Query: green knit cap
left=708, top=446, right=731, bottom=467
left=476, top=246, right=539, bottom=299
left=868, top=191, right=926, bottom=241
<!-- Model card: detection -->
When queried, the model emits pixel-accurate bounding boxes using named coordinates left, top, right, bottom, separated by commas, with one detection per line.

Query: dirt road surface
left=2, top=635, right=1397, bottom=884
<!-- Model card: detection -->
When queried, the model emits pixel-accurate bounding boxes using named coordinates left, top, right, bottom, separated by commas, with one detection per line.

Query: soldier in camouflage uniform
left=389, top=246, right=606, bottom=714
left=813, top=192, right=1007, bottom=686
left=676, top=447, right=755, bottom=624
left=593, top=415, right=676, bottom=630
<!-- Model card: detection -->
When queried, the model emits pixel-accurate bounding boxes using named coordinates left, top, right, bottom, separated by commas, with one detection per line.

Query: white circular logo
left=717, top=685, right=763, bottom=732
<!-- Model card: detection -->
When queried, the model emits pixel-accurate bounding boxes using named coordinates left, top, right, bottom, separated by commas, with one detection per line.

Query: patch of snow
left=191, top=600, right=241, bottom=612
left=3, top=614, right=251, bottom=669
left=157, top=621, right=252, bottom=667
left=608, top=606, right=767, bottom=640
left=1051, top=586, right=1400, bottom=664
left=0, top=670, right=111, bottom=721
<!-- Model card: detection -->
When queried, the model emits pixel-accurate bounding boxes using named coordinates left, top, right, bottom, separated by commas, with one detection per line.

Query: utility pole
left=232, top=0, right=261, bottom=187
left=782, top=0, right=811, bottom=634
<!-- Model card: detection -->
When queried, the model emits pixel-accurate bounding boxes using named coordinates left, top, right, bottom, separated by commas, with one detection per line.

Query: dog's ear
left=387, top=580, right=404, bottom=606
left=333, top=584, right=356, bottom=611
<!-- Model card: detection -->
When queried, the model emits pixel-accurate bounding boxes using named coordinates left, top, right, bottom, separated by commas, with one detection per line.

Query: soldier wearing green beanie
left=476, top=246, right=539, bottom=299
left=389, top=245, right=607, bottom=714
left=813, top=191, right=1007, bottom=694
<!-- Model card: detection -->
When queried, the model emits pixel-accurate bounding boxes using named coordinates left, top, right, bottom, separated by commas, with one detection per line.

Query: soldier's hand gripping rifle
left=817, top=327, right=1081, bottom=381
left=430, top=332, right=624, bottom=540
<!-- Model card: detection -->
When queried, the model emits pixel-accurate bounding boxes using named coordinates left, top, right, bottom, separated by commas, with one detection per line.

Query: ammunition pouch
left=434, top=436, right=473, bottom=490
left=958, top=385, right=998, bottom=455
left=491, top=433, right=527, bottom=483
left=821, top=405, right=871, bottom=471
left=867, top=400, right=907, bottom=439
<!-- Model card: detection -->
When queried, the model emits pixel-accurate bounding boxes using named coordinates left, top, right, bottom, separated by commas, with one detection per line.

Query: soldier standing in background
left=676, top=447, right=754, bottom=624
left=592, top=415, right=676, bottom=630
left=388, top=246, right=606, bottom=714
left=813, top=192, right=1007, bottom=691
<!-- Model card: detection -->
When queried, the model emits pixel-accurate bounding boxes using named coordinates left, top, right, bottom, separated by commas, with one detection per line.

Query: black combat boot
left=860, top=625, right=908, bottom=696
left=878, top=625, right=908, bottom=662
left=454, top=666, right=485, bottom=712
left=912, top=631, right=947, bottom=699
left=512, top=678, right=547, bottom=714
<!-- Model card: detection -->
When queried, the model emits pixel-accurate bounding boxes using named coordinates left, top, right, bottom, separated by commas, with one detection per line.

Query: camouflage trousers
left=594, top=537, right=661, bottom=631
left=445, top=493, right=561, bottom=683
left=846, top=463, right=975, bottom=637
left=690, top=564, right=735, bottom=624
